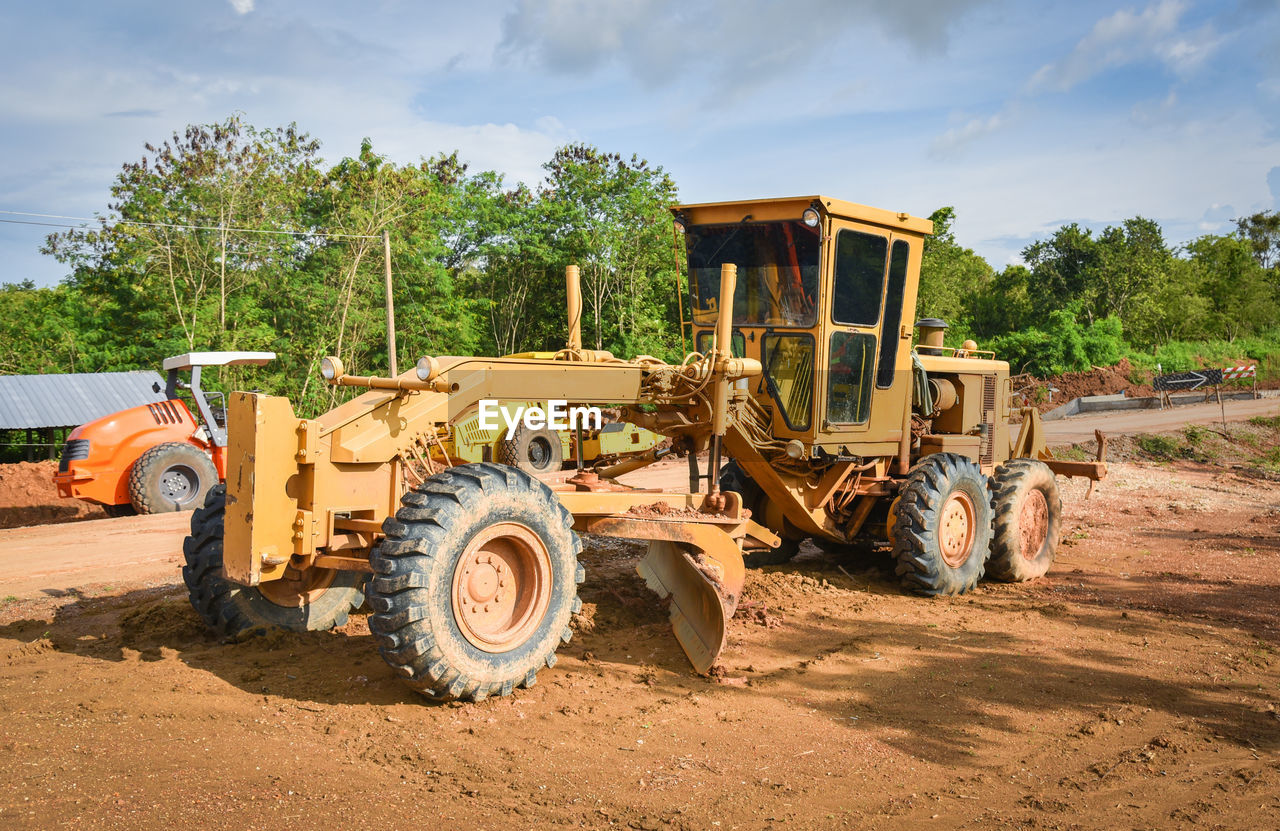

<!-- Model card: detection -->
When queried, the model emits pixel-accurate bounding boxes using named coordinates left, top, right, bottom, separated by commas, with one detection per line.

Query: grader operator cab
left=182, top=195, right=1105, bottom=702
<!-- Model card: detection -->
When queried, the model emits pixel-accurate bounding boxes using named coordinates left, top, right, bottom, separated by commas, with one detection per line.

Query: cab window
left=828, top=331, right=875, bottom=424
left=695, top=330, right=745, bottom=358
left=762, top=333, right=814, bottom=430
left=832, top=230, right=888, bottom=327
left=876, top=240, right=911, bottom=388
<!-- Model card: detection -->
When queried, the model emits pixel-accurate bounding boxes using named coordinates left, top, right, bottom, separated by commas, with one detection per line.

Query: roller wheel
left=496, top=425, right=564, bottom=475
left=988, top=459, right=1061, bottom=582
left=891, top=453, right=993, bottom=596
left=719, top=459, right=800, bottom=566
left=368, top=463, right=584, bottom=702
left=128, top=442, right=218, bottom=514
left=182, top=485, right=366, bottom=638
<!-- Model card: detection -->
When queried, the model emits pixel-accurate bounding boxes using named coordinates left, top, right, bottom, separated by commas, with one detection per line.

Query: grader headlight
left=320, top=355, right=344, bottom=382
left=415, top=355, right=441, bottom=382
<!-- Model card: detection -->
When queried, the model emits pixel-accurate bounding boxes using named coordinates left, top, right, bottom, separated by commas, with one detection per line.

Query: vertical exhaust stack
left=566, top=265, right=583, bottom=353
left=916, top=318, right=948, bottom=350
left=706, top=262, right=737, bottom=505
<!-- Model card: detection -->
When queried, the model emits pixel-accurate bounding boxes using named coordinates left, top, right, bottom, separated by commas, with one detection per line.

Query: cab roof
left=671, top=195, right=933, bottom=236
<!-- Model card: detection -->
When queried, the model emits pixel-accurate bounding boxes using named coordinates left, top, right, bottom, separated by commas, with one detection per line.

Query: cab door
left=819, top=224, right=916, bottom=450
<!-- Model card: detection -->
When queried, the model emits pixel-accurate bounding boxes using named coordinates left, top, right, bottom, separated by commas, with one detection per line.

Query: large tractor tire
left=987, top=459, right=1062, bottom=582
left=891, top=453, right=993, bottom=596
left=128, top=441, right=219, bottom=514
left=368, top=463, right=584, bottom=702
left=182, top=485, right=366, bottom=638
left=719, top=460, right=801, bottom=567
left=496, top=425, right=563, bottom=475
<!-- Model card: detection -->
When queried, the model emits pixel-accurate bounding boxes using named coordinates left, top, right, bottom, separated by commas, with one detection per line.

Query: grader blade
left=637, top=541, right=732, bottom=674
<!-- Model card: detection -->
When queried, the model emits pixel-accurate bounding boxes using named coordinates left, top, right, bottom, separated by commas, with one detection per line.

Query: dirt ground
left=4, top=418, right=1280, bottom=829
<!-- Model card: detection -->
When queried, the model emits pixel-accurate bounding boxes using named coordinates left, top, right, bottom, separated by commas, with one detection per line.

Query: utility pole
left=383, top=230, right=397, bottom=376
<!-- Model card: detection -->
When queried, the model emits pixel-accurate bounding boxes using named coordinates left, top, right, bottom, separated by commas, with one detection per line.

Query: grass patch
left=1136, top=434, right=1181, bottom=459
left=1248, top=415, right=1280, bottom=430
left=1252, top=446, right=1280, bottom=472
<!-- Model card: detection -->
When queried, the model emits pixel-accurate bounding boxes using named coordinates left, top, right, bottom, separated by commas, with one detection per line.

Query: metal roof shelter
left=0, top=371, right=167, bottom=430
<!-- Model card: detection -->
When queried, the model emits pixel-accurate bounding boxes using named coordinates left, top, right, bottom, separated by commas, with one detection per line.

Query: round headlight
left=785, top=439, right=805, bottom=459
left=802, top=207, right=820, bottom=228
left=415, top=355, right=439, bottom=382
left=320, top=356, right=343, bottom=381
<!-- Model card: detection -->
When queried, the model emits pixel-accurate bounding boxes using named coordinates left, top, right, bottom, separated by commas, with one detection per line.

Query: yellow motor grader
left=182, top=195, right=1105, bottom=701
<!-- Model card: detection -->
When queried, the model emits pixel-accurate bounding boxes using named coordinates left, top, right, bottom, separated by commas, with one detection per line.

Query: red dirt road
left=1043, top=395, right=1280, bottom=443
left=0, top=512, right=188, bottom=599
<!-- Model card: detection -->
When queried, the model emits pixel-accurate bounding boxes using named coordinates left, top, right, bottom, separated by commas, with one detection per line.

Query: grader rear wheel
left=368, top=463, right=584, bottom=702
left=891, top=453, right=993, bottom=596
left=988, top=459, right=1062, bottom=582
left=182, top=486, right=365, bottom=638
left=496, top=426, right=563, bottom=475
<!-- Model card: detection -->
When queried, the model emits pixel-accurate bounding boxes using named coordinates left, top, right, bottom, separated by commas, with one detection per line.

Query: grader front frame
left=183, top=195, right=1105, bottom=702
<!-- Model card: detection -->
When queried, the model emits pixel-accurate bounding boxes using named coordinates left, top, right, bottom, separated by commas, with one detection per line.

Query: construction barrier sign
left=1153, top=369, right=1223, bottom=391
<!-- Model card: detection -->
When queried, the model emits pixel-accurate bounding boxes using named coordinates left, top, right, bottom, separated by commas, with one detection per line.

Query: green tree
left=1185, top=233, right=1276, bottom=342
left=1022, top=223, right=1099, bottom=324
left=540, top=145, right=681, bottom=357
left=41, top=115, right=321, bottom=374
left=917, top=207, right=994, bottom=330
left=1235, top=210, right=1280, bottom=272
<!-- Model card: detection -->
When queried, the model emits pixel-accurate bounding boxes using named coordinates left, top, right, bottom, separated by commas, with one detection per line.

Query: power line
left=0, top=210, right=379, bottom=240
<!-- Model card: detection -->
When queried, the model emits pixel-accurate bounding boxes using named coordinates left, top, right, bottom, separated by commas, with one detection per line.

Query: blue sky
left=2, top=0, right=1277, bottom=287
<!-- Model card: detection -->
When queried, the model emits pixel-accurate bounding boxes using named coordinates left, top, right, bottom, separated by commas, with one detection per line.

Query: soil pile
left=1020, top=358, right=1154, bottom=411
left=0, top=461, right=106, bottom=529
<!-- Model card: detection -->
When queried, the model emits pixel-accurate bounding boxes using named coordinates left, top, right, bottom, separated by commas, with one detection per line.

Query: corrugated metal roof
left=0, top=371, right=167, bottom=430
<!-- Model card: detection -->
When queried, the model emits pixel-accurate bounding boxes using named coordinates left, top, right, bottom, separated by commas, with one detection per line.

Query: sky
left=1, top=0, right=1278, bottom=287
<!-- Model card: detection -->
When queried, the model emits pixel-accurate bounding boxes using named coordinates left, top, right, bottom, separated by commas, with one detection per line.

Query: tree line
left=2, top=114, right=1278, bottom=415
left=921, top=205, right=1279, bottom=376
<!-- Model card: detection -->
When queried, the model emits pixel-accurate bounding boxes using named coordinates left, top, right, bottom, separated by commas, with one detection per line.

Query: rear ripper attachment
left=185, top=194, right=1105, bottom=702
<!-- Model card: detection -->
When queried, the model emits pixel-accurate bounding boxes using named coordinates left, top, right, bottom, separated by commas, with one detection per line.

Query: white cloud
left=930, top=110, right=1007, bottom=157
left=1029, top=0, right=1222, bottom=92
left=228, top=0, right=255, bottom=15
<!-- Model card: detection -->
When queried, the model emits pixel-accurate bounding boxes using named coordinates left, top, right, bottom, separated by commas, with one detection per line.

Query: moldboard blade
left=636, top=540, right=729, bottom=674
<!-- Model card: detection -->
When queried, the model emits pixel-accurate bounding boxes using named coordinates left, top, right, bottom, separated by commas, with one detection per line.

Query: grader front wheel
left=182, top=486, right=366, bottom=638
left=891, top=453, right=993, bottom=596
left=368, top=463, right=584, bottom=702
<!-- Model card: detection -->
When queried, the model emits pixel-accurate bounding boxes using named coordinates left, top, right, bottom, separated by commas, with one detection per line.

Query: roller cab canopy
left=162, top=352, right=276, bottom=372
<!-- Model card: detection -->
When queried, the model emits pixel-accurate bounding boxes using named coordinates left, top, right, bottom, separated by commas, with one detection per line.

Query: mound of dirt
left=0, top=461, right=106, bottom=529
left=1026, top=359, right=1154, bottom=412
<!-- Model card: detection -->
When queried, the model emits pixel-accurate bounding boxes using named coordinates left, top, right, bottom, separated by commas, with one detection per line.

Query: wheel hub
left=528, top=437, right=551, bottom=469
left=938, top=491, right=977, bottom=568
left=452, top=522, right=552, bottom=653
left=1019, top=489, right=1049, bottom=560
left=160, top=464, right=197, bottom=503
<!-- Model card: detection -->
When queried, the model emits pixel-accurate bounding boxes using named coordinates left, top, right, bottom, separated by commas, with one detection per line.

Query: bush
left=988, top=310, right=1126, bottom=376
